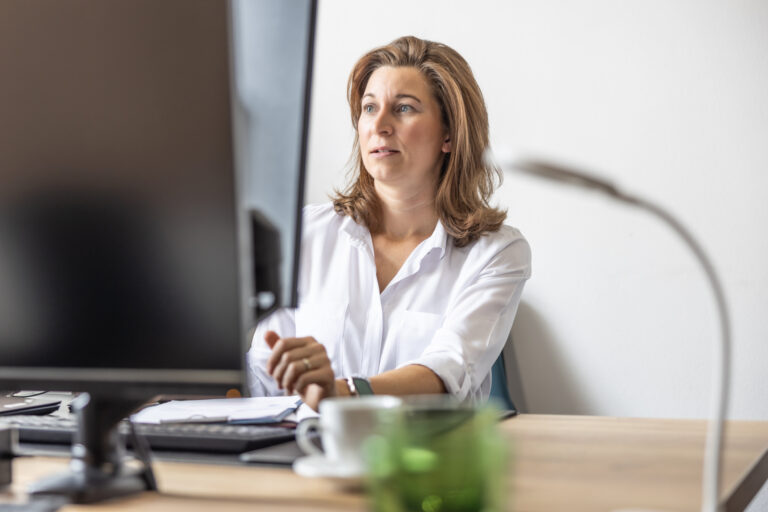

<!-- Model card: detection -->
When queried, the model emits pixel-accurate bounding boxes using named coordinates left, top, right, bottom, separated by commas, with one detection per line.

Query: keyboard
left=1, top=415, right=296, bottom=454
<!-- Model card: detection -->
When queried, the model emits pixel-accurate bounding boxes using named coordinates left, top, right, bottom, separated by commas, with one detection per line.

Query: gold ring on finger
left=302, top=357, right=312, bottom=371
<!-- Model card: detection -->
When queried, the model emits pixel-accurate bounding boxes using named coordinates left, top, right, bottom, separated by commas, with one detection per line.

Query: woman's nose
left=371, top=110, right=393, bottom=135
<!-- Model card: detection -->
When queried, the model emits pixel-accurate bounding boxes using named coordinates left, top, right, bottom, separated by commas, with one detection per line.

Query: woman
left=247, top=36, right=531, bottom=411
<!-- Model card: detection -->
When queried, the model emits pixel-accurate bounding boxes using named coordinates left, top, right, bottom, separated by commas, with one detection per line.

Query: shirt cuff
left=398, top=328, right=476, bottom=402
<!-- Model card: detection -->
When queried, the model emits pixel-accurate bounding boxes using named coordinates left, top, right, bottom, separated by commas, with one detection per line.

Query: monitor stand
left=27, top=392, right=156, bottom=503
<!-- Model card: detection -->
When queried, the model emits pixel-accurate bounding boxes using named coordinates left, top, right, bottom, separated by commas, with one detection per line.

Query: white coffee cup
left=295, top=395, right=402, bottom=472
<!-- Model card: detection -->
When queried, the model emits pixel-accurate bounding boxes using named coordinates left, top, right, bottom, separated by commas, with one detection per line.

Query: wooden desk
left=4, top=415, right=768, bottom=511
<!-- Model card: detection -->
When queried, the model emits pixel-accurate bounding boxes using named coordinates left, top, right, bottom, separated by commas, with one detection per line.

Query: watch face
left=352, top=377, right=374, bottom=396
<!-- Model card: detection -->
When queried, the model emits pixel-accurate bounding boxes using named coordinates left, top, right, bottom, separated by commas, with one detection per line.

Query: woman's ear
left=442, top=136, right=451, bottom=153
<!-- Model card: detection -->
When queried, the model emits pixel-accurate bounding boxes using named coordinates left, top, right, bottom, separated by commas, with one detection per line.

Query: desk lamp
left=492, top=152, right=731, bottom=512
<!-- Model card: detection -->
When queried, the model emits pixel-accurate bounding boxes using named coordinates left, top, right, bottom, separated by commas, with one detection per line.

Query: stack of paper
left=131, top=396, right=308, bottom=425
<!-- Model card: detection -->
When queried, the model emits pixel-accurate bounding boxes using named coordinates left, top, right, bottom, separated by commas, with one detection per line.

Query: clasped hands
left=264, top=330, right=338, bottom=411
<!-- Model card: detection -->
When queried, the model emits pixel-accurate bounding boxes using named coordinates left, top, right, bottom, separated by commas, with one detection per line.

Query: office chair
left=489, top=353, right=516, bottom=412
left=488, top=325, right=529, bottom=414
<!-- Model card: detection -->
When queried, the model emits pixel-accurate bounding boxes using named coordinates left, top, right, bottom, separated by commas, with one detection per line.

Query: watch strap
left=351, top=376, right=374, bottom=396
left=344, top=376, right=374, bottom=397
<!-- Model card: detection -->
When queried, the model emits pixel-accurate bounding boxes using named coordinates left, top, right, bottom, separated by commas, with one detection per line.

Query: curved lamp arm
left=501, top=156, right=731, bottom=512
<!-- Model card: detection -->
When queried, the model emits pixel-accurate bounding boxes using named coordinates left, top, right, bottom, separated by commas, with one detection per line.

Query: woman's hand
left=264, top=330, right=337, bottom=411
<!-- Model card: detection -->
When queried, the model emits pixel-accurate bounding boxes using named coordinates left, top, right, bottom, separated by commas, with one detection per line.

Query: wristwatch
left=345, top=376, right=374, bottom=397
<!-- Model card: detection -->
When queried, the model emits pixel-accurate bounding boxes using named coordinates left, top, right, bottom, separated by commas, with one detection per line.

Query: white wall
left=307, top=3, right=768, bottom=504
left=307, top=0, right=767, bottom=419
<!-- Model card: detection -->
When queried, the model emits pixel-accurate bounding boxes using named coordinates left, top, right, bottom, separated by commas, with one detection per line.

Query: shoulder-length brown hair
left=332, top=35, right=505, bottom=247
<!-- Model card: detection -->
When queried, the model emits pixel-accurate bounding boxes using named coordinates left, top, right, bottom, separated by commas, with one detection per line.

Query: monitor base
left=28, top=463, right=153, bottom=504
left=26, top=392, right=155, bottom=504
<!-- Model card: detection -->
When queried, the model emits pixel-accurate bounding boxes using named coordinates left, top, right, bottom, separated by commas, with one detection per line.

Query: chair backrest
left=489, top=354, right=517, bottom=412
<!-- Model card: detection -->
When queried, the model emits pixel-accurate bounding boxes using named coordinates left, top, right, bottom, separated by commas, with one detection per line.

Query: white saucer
left=292, top=455, right=365, bottom=485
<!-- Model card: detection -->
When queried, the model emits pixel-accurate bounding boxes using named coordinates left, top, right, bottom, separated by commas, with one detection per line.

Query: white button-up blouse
left=247, top=202, right=531, bottom=403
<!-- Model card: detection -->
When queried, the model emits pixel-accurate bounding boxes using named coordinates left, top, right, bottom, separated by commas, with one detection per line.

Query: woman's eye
left=363, top=104, right=375, bottom=114
left=396, top=104, right=413, bottom=113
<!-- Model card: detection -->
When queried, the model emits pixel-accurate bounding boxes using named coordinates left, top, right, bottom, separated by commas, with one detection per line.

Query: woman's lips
left=370, top=147, right=400, bottom=157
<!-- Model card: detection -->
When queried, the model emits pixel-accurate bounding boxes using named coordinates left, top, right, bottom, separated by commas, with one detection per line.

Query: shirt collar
left=340, top=214, right=370, bottom=248
left=421, top=219, right=448, bottom=262
left=342, top=214, right=448, bottom=263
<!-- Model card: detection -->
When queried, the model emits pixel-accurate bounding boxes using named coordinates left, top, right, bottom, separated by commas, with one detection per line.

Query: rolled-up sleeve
left=404, top=235, right=531, bottom=402
left=246, top=307, right=296, bottom=397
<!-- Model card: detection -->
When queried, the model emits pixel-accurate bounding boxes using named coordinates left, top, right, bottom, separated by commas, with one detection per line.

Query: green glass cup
left=364, top=396, right=508, bottom=512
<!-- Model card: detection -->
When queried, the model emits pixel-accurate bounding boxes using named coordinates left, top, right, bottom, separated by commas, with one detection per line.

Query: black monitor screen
left=0, top=0, right=314, bottom=392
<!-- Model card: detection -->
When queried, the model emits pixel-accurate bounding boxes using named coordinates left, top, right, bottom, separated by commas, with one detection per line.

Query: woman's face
left=358, top=66, right=450, bottom=198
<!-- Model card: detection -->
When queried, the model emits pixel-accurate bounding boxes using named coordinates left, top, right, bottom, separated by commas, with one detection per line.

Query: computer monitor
left=0, top=0, right=315, bottom=501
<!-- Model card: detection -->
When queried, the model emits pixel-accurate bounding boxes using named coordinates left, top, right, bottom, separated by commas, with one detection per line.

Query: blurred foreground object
left=0, top=427, right=15, bottom=488
left=365, top=396, right=507, bottom=512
